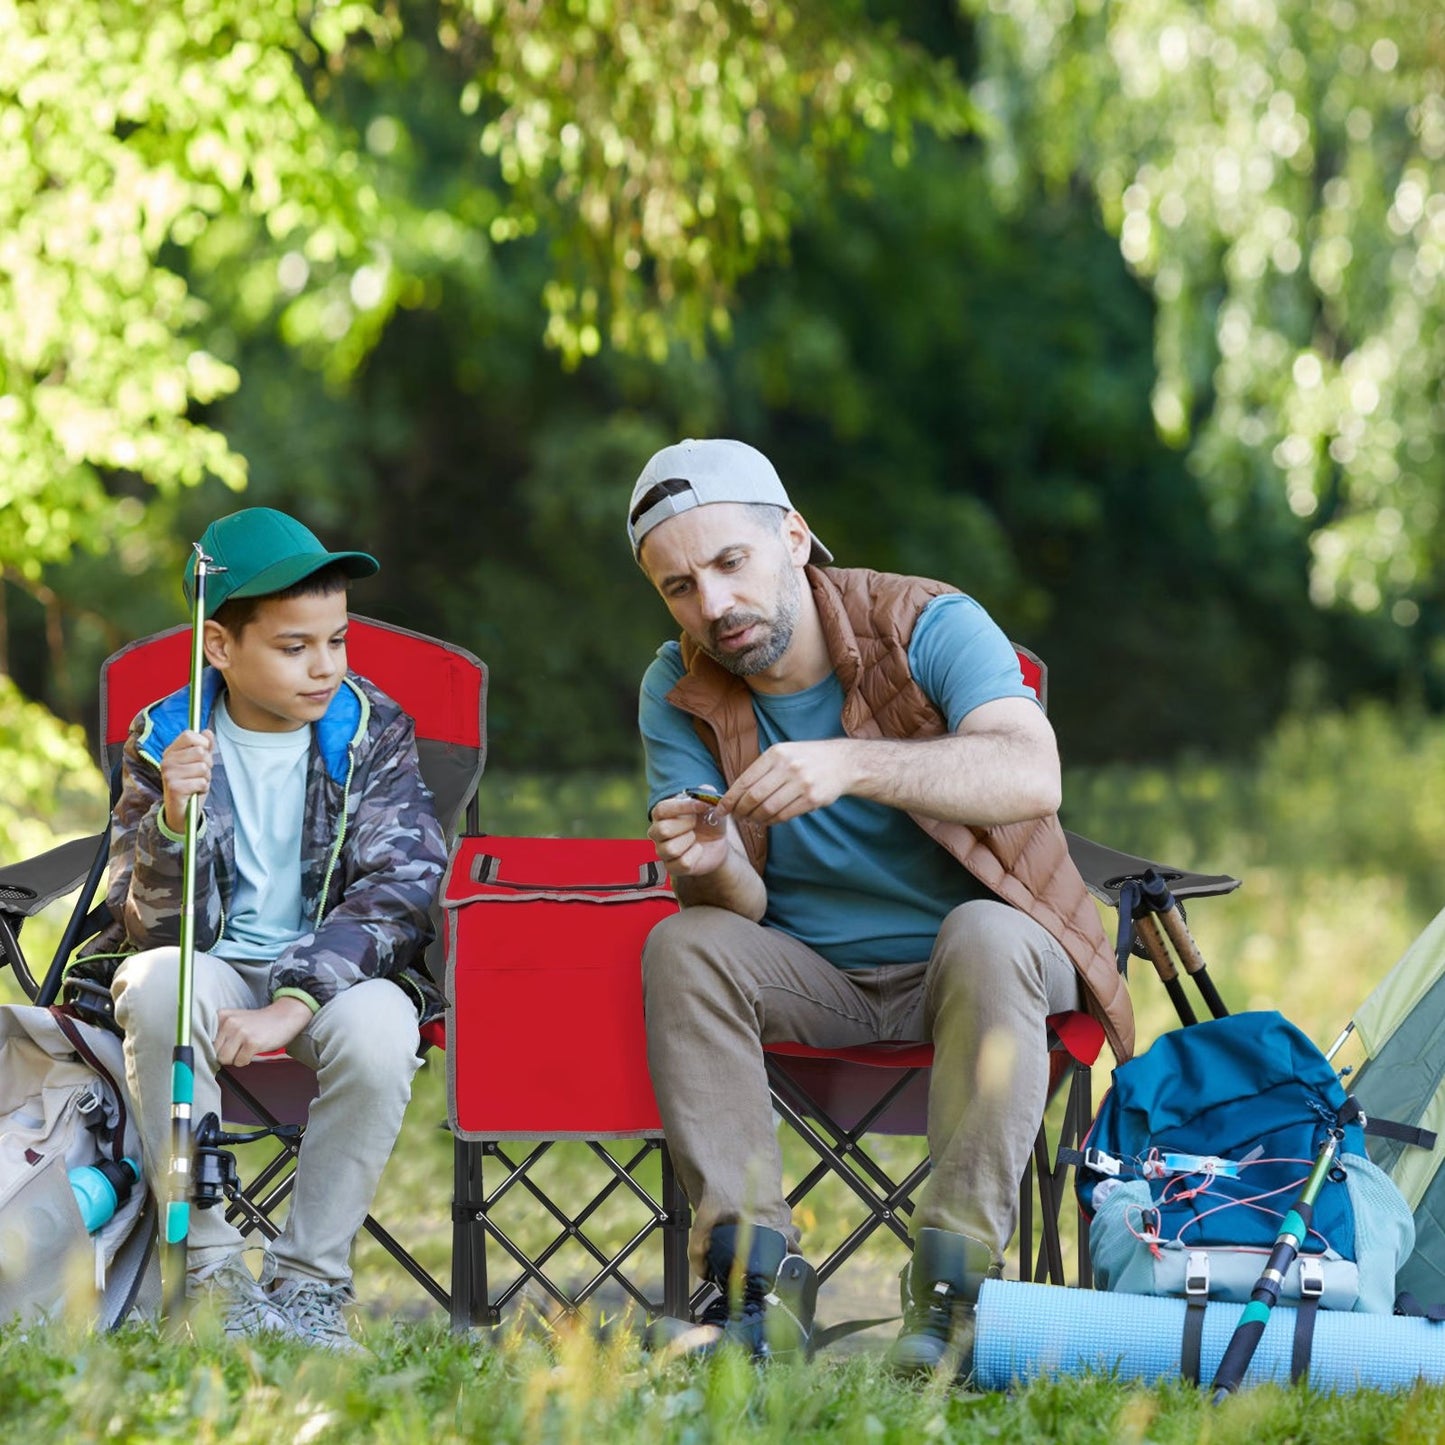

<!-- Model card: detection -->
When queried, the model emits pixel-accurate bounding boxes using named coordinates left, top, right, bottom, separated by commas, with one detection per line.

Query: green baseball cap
left=182, top=507, right=379, bottom=619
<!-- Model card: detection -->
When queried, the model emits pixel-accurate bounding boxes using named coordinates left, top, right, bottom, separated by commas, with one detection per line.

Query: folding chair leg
left=452, top=1136, right=492, bottom=1329
left=660, top=1143, right=692, bottom=1319
left=1073, top=1066, right=1093, bottom=1288
left=1032, top=1129, right=1067, bottom=1283
left=1018, top=1159, right=1033, bottom=1282
left=1019, top=1057, right=1098, bottom=1288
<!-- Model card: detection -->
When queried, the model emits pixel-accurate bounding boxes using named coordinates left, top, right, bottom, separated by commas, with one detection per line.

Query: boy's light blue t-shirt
left=639, top=593, right=1038, bottom=969
left=210, top=696, right=311, bottom=964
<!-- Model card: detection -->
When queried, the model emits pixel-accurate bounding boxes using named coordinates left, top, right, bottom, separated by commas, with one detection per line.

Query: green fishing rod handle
left=165, top=1045, right=195, bottom=1245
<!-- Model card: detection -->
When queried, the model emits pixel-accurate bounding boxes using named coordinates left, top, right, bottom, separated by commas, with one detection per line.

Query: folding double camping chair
left=0, top=614, right=486, bottom=1315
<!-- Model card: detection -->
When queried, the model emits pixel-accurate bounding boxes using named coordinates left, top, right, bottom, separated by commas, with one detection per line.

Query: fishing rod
left=162, top=543, right=218, bottom=1322
left=1209, top=1123, right=1343, bottom=1401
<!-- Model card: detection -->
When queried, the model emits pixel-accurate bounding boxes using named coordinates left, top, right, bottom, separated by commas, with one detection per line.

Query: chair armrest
left=0, top=833, right=106, bottom=919
left=1064, top=830, right=1240, bottom=908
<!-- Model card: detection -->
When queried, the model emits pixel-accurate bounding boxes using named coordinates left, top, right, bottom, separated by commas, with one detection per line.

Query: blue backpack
left=1075, top=1011, right=1414, bottom=1316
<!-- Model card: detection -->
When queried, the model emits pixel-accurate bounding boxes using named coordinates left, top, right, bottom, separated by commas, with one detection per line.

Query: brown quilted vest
left=665, top=564, right=1134, bottom=1062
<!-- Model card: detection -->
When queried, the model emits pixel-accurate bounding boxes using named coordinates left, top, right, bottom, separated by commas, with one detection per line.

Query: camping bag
left=0, top=1004, right=159, bottom=1328
left=1076, top=1011, right=1414, bottom=1319
left=442, top=836, right=678, bottom=1139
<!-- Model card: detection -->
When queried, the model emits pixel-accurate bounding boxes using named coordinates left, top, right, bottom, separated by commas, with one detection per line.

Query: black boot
left=666, top=1223, right=817, bottom=1360
left=884, top=1228, right=996, bottom=1378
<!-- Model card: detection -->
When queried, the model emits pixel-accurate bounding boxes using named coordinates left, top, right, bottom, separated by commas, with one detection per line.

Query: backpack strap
left=1179, top=1251, right=1209, bottom=1386
left=1395, top=1291, right=1445, bottom=1322
left=1289, top=1257, right=1325, bottom=1384
left=1364, top=1116, right=1438, bottom=1151
left=1337, top=1094, right=1437, bottom=1152
left=50, top=1007, right=129, bottom=1165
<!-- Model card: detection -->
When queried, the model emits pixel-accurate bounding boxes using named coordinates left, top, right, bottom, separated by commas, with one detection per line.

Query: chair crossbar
left=769, top=1067, right=923, bottom=1216
left=216, top=1064, right=453, bottom=1310
left=767, top=1064, right=929, bottom=1282
left=466, top=1138, right=678, bottom=1321
left=586, top=1140, right=671, bottom=1220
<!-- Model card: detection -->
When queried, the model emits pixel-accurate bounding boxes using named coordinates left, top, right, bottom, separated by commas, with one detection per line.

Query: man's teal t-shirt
left=639, top=593, right=1038, bottom=969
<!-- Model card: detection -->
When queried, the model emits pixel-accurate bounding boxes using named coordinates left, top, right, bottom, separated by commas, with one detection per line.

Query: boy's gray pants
left=641, top=899, right=1083, bottom=1276
left=113, top=947, right=422, bottom=1288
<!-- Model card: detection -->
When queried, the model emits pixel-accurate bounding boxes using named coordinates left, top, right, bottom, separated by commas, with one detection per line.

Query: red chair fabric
left=443, top=834, right=689, bottom=1323
left=444, top=836, right=677, bottom=1138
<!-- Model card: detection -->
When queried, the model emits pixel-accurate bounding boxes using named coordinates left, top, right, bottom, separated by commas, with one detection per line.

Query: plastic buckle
left=1083, top=1148, right=1122, bottom=1177
left=1185, top=1250, right=1210, bottom=1298
left=1299, top=1256, right=1325, bottom=1300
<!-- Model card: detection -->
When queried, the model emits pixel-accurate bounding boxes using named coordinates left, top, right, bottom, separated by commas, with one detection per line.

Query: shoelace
left=699, top=1282, right=767, bottom=1327
left=277, top=1282, right=355, bottom=1344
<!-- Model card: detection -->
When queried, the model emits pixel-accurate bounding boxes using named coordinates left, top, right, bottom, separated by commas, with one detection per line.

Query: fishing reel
left=192, top=1111, right=302, bottom=1210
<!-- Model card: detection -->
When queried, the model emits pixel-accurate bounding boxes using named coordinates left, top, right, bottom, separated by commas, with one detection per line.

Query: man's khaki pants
left=113, top=948, right=422, bottom=1288
left=641, top=900, right=1082, bottom=1275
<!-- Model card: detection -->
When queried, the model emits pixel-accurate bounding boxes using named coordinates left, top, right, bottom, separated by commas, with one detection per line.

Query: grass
left=5, top=1314, right=1445, bottom=1443
left=7, top=700, right=1445, bottom=1437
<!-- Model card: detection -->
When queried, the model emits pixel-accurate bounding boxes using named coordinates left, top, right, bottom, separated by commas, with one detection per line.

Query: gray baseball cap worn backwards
left=627, top=439, right=833, bottom=565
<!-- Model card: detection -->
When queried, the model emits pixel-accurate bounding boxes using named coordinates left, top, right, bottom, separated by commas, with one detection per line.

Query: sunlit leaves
left=967, top=0, right=1445, bottom=618
left=445, top=0, right=977, bottom=364
left=0, top=0, right=376, bottom=578
left=0, top=674, right=104, bottom=873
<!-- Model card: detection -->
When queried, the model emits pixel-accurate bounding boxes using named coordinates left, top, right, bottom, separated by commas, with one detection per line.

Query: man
left=630, top=439, right=1132, bottom=1375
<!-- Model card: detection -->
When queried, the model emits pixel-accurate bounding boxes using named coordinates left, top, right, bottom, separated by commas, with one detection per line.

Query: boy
left=72, top=507, right=447, bottom=1348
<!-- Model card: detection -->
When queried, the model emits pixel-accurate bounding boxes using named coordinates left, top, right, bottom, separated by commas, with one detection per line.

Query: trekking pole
left=1209, top=1125, right=1343, bottom=1401
left=162, top=543, right=217, bottom=1322
left=1141, top=870, right=1229, bottom=1020
left=1131, top=911, right=1199, bottom=1028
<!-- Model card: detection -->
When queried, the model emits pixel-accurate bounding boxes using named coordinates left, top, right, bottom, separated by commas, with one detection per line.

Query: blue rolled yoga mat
left=974, top=1280, right=1445, bottom=1393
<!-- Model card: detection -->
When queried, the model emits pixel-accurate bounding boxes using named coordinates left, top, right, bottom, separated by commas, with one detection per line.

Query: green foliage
left=0, top=675, right=104, bottom=867
left=0, top=0, right=386, bottom=580
left=442, top=0, right=977, bottom=364
left=967, top=0, right=1445, bottom=628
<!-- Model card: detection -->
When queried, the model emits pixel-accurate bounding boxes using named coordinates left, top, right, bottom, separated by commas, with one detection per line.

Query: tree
left=965, top=0, right=1445, bottom=634
left=0, top=0, right=976, bottom=837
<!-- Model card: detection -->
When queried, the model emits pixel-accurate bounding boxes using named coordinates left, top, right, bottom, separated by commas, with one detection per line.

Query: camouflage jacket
left=73, top=668, right=448, bottom=1025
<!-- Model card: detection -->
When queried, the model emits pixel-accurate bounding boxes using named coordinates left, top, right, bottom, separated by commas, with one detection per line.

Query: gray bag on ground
left=0, top=1004, right=160, bottom=1328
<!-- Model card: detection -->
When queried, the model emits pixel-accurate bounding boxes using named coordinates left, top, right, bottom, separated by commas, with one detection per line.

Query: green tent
left=1349, top=906, right=1445, bottom=1303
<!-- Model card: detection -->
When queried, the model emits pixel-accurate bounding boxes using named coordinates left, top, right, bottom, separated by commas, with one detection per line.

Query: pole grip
left=162, top=1043, right=195, bottom=1321
left=1133, top=914, right=1199, bottom=1026
left=1210, top=1312, right=1268, bottom=1400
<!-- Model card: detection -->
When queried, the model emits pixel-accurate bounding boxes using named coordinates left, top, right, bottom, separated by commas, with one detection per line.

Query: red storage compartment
left=444, top=836, right=678, bottom=1139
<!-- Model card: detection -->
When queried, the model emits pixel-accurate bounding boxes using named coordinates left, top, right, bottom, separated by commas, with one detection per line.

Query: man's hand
left=215, top=997, right=314, bottom=1067
left=722, top=740, right=855, bottom=827
left=648, top=792, right=732, bottom=879
left=160, top=728, right=215, bottom=834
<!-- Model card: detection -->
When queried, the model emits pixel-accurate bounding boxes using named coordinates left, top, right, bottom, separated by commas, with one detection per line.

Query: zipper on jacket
left=315, top=746, right=357, bottom=925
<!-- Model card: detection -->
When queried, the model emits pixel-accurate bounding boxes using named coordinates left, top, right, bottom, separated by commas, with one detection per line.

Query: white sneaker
left=269, top=1277, right=368, bottom=1355
left=187, top=1254, right=289, bottom=1338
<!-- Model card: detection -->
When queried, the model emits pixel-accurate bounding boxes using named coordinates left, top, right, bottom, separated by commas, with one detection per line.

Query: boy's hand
left=215, top=998, right=314, bottom=1067
left=160, top=728, right=215, bottom=834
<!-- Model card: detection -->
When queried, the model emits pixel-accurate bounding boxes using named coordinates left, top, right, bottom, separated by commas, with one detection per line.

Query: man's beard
left=697, top=565, right=801, bottom=677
